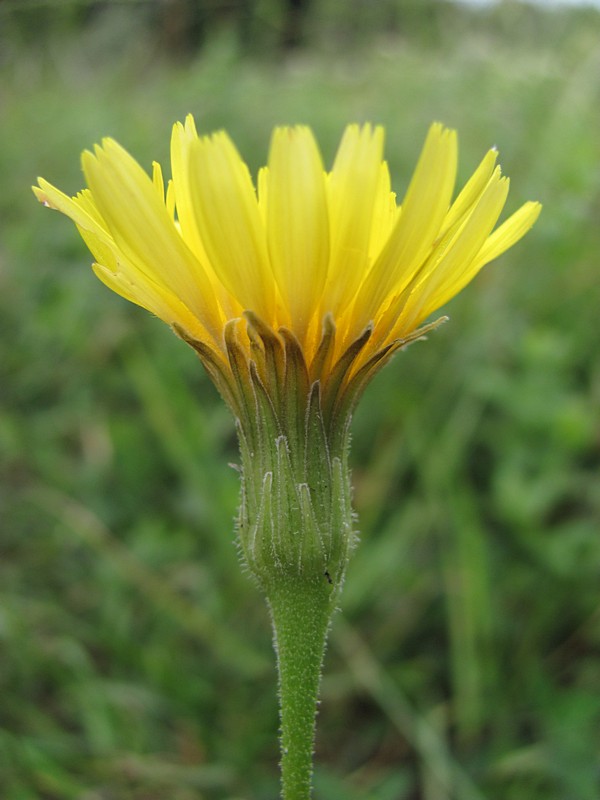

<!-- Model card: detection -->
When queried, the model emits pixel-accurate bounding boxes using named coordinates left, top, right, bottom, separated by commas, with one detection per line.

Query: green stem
left=266, top=576, right=335, bottom=800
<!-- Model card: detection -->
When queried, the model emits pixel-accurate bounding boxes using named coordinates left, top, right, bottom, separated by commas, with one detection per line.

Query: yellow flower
left=33, top=118, right=542, bottom=795
left=34, top=117, right=540, bottom=430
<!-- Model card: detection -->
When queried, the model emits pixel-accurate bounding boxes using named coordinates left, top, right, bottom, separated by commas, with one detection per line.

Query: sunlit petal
left=188, top=131, right=275, bottom=323
left=267, top=126, right=329, bottom=342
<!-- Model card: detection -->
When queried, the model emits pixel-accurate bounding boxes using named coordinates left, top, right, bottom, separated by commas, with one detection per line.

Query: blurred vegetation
left=1, top=0, right=600, bottom=798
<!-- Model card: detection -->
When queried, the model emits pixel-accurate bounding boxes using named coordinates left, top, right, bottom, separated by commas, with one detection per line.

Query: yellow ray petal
left=92, top=261, right=213, bottom=345
left=152, top=160, right=165, bottom=200
left=471, top=200, right=542, bottom=270
left=165, top=179, right=176, bottom=221
left=170, top=116, right=210, bottom=262
left=81, top=139, right=223, bottom=337
left=257, top=165, right=269, bottom=226
left=423, top=199, right=542, bottom=319
left=78, top=221, right=223, bottom=348
left=439, top=148, right=498, bottom=236
left=367, top=161, right=398, bottom=261
left=34, top=179, right=109, bottom=237
left=353, top=123, right=458, bottom=331
left=396, top=169, right=511, bottom=332
left=266, top=126, right=330, bottom=342
left=170, top=119, right=248, bottom=322
left=321, top=124, right=385, bottom=317
left=188, top=131, right=275, bottom=323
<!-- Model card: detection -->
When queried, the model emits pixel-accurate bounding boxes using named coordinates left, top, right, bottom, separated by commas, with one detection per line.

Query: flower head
left=34, top=117, right=540, bottom=412
left=34, top=118, right=540, bottom=584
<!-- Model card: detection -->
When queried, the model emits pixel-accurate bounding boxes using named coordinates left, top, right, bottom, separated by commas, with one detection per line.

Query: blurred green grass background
left=1, top=1, right=599, bottom=798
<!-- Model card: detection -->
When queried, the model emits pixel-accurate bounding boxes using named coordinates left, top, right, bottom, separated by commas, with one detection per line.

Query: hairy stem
left=267, top=576, right=335, bottom=800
